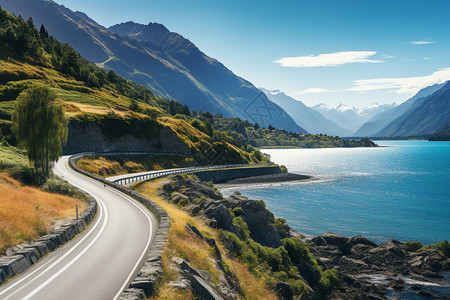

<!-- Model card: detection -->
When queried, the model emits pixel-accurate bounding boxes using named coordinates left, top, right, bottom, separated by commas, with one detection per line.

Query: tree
left=12, top=85, right=68, bottom=176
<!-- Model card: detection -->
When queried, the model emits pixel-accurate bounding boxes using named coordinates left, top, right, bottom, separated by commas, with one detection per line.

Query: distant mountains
left=261, top=88, right=352, bottom=136
left=312, top=102, right=396, bottom=133
left=374, top=81, right=450, bottom=137
left=353, top=82, right=446, bottom=137
left=0, top=0, right=305, bottom=133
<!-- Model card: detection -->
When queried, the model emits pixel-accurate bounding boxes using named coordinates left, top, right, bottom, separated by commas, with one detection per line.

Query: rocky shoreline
left=163, top=174, right=450, bottom=299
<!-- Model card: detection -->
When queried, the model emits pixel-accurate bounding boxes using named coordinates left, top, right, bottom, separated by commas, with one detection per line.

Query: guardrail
left=111, top=162, right=274, bottom=185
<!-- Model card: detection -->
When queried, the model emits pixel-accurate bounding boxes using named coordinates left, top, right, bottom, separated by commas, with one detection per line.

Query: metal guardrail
left=112, top=163, right=274, bottom=185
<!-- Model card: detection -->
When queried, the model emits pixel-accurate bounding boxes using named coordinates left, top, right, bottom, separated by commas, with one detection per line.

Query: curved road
left=0, top=156, right=157, bottom=300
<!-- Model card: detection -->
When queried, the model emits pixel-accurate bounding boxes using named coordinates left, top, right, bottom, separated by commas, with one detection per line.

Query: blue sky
left=56, top=0, right=450, bottom=107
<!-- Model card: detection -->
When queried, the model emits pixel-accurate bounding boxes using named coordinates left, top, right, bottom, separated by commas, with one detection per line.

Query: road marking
left=108, top=187, right=154, bottom=300
left=20, top=197, right=108, bottom=300
left=0, top=196, right=105, bottom=299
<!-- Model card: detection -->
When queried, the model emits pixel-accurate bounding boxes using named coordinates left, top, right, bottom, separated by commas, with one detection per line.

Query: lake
left=221, top=140, right=450, bottom=244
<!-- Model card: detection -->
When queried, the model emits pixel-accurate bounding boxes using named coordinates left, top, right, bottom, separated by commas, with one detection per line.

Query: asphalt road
left=0, top=156, right=157, bottom=300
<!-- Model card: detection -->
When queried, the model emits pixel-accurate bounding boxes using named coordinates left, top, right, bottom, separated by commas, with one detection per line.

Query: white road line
left=109, top=187, right=154, bottom=300
left=0, top=196, right=105, bottom=300
left=20, top=197, right=108, bottom=300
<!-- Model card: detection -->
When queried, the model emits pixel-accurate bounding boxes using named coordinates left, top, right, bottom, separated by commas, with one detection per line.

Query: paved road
left=0, top=156, right=157, bottom=300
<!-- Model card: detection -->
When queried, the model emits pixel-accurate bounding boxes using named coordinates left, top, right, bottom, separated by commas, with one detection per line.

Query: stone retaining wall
left=193, top=165, right=282, bottom=183
left=68, top=154, right=169, bottom=299
left=0, top=192, right=97, bottom=285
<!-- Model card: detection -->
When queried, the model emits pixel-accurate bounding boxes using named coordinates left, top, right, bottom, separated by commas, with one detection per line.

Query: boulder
left=349, top=235, right=377, bottom=247
left=297, top=263, right=321, bottom=287
left=275, top=282, right=293, bottom=300
left=167, top=277, right=190, bottom=290
left=190, top=274, right=223, bottom=300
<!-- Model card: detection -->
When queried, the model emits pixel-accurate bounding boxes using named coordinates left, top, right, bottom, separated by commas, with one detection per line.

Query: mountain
left=0, top=0, right=305, bottom=133
left=312, top=102, right=395, bottom=133
left=374, top=82, right=450, bottom=137
left=353, top=82, right=447, bottom=137
left=261, top=88, right=352, bottom=136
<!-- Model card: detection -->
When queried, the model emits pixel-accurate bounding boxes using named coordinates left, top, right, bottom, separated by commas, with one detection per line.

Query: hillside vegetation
left=0, top=8, right=267, bottom=165
left=135, top=178, right=278, bottom=299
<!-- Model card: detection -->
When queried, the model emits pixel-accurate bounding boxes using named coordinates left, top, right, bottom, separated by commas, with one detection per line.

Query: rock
left=190, top=274, right=223, bottom=300
left=186, top=204, right=202, bottom=215
left=203, top=204, right=233, bottom=230
left=129, top=277, right=156, bottom=297
left=0, top=255, right=31, bottom=277
left=171, top=192, right=189, bottom=205
left=167, top=277, right=190, bottom=290
left=297, top=263, right=321, bottom=287
left=349, top=235, right=377, bottom=247
left=310, top=236, right=327, bottom=246
left=386, top=241, right=407, bottom=257
left=0, top=269, right=6, bottom=285
left=119, top=288, right=146, bottom=300
left=389, top=278, right=405, bottom=290
left=275, top=282, right=293, bottom=300
left=321, top=233, right=351, bottom=255
left=417, top=290, right=440, bottom=298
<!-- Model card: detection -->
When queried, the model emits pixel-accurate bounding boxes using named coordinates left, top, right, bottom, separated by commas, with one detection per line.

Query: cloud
left=274, top=51, right=382, bottom=68
left=348, top=67, right=450, bottom=94
left=295, top=88, right=332, bottom=94
left=406, top=40, right=435, bottom=45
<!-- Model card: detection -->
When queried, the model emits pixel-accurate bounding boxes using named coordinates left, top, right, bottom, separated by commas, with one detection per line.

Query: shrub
left=421, top=240, right=450, bottom=257
left=279, top=165, right=288, bottom=173
left=282, top=237, right=316, bottom=266
left=319, top=269, right=340, bottom=293
left=42, top=175, right=87, bottom=200
left=232, top=207, right=244, bottom=217
left=405, top=241, right=423, bottom=252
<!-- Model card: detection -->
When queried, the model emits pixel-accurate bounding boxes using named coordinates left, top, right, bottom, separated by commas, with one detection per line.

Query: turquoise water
left=221, top=140, right=450, bottom=244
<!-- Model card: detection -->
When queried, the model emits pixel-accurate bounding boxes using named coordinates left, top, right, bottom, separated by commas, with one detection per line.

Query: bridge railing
left=112, top=162, right=274, bottom=185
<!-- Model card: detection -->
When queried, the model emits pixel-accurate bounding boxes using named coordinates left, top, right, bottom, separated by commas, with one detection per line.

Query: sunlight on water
left=221, top=140, right=450, bottom=244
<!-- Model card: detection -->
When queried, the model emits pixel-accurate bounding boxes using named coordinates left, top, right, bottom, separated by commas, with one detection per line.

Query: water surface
left=221, top=140, right=450, bottom=244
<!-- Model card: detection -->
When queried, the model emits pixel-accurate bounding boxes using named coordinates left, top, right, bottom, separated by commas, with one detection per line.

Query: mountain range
left=261, top=88, right=352, bottom=136
left=374, top=81, right=450, bottom=137
left=353, top=82, right=447, bottom=137
left=312, top=102, right=397, bottom=133
left=0, top=0, right=305, bottom=133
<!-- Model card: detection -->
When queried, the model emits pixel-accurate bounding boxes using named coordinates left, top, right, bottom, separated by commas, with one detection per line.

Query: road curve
left=0, top=156, right=157, bottom=300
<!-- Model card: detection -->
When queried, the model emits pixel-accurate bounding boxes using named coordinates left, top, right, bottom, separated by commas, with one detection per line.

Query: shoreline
left=215, top=172, right=313, bottom=188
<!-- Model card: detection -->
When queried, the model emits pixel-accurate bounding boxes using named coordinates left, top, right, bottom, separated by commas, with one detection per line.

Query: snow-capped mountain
left=312, top=103, right=397, bottom=133
left=261, top=88, right=352, bottom=136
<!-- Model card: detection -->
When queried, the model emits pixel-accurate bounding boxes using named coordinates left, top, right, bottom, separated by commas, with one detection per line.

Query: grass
left=0, top=142, right=28, bottom=167
left=76, top=155, right=195, bottom=177
left=0, top=173, right=87, bottom=253
left=135, top=179, right=277, bottom=300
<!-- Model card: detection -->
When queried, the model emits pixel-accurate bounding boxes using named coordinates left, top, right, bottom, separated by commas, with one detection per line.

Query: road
left=0, top=156, right=157, bottom=300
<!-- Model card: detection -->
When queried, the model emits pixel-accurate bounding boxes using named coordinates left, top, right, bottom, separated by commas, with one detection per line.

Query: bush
left=319, top=269, right=340, bottom=293
left=405, top=241, right=423, bottom=252
left=421, top=240, right=450, bottom=257
left=279, top=165, right=288, bottom=173
left=9, top=164, right=45, bottom=185
left=42, top=175, right=87, bottom=199
left=282, top=238, right=316, bottom=266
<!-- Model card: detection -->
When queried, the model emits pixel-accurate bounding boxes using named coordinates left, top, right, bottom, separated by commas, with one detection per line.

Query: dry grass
left=0, top=173, right=87, bottom=253
left=135, top=179, right=277, bottom=300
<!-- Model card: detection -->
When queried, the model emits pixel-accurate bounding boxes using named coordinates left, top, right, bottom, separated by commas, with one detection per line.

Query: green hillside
left=0, top=8, right=266, bottom=165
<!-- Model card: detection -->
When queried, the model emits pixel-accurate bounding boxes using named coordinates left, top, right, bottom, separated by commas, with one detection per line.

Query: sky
left=56, top=0, right=450, bottom=108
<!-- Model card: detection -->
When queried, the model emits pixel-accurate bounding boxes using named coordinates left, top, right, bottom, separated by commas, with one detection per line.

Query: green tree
left=12, top=85, right=68, bottom=176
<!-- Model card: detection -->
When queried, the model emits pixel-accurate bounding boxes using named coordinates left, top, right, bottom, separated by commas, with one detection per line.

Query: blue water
left=221, top=140, right=450, bottom=244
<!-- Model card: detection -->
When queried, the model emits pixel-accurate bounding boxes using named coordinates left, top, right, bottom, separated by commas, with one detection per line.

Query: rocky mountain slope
left=354, top=82, right=446, bottom=137
left=374, top=81, right=450, bottom=137
left=0, top=0, right=305, bottom=133
left=261, top=88, right=352, bottom=136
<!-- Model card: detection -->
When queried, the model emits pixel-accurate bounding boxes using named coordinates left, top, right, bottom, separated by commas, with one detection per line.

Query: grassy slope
left=135, top=179, right=277, bottom=299
left=76, top=155, right=195, bottom=177
left=0, top=172, right=86, bottom=253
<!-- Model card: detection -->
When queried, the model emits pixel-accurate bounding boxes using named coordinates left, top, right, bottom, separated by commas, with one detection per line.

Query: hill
left=0, top=0, right=306, bottom=133
left=0, top=7, right=266, bottom=165
left=354, top=82, right=446, bottom=137
left=261, top=88, right=352, bottom=136
left=374, top=82, right=450, bottom=137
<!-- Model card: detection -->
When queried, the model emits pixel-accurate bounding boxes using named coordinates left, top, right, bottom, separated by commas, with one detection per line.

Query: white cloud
left=348, top=67, right=450, bottom=94
left=274, top=51, right=382, bottom=68
left=296, top=88, right=331, bottom=94
left=406, top=40, right=435, bottom=45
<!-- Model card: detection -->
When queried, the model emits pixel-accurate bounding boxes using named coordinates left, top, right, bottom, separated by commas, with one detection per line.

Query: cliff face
left=63, top=120, right=191, bottom=155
